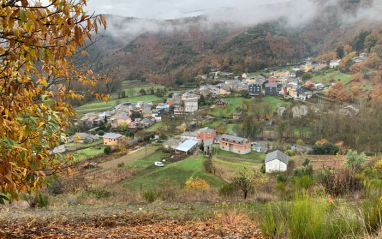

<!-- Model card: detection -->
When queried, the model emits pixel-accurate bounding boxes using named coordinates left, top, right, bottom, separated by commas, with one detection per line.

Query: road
left=98, top=145, right=159, bottom=168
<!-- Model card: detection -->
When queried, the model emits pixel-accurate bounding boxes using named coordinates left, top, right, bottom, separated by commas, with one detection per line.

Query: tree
left=232, top=169, right=267, bottom=200
left=336, top=46, right=345, bottom=59
left=0, top=0, right=106, bottom=202
left=344, top=150, right=366, bottom=172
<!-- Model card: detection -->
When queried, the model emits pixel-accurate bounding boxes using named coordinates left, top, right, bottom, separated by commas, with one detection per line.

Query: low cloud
left=97, top=0, right=381, bottom=42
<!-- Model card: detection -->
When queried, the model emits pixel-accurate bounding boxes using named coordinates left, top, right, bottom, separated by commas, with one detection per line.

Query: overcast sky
left=84, top=0, right=288, bottom=19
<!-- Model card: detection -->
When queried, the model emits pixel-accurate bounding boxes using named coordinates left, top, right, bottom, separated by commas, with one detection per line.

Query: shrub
left=276, top=174, right=287, bottom=183
left=310, top=142, right=339, bottom=155
left=260, top=164, right=266, bottom=173
left=296, top=139, right=305, bottom=146
left=373, top=159, right=382, bottom=172
left=185, top=177, right=210, bottom=190
left=84, top=188, right=111, bottom=199
left=47, top=178, right=64, bottom=195
left=117, top=163, right=125, bottom=168
left=104, top=146, right=112, bottom=154
left=319, top=169, right=363, bottom=197
left=21, top=193, right=48, bottom=208
left=284, top=150, right=294, bottom=156
left=293, top=175, right=315, bottom=189
left=66, top=195, right=78, bottom=205
left=219, top=184, right=236, bottom=197
left=143, top=190, right=156, bottom=203
left=97, top=130, right=104, bottom=136
left=293, top=165, right=313, bottom=178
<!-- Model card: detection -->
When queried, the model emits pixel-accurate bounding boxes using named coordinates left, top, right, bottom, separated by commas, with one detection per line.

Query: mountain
left=86, top=0, right=380, bottom=85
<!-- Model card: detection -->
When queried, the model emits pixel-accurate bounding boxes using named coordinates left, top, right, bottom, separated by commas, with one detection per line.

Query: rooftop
left=265, top=150, right=289, bottom=164
left=175, top=140, right=199, bottom=152
left=103, top=133, right=125, bottom=140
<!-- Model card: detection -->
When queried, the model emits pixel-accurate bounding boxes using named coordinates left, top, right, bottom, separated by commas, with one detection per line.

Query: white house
left=330, top=59, right=341, bottom=68
left=265, top=150, right=289, bottom=173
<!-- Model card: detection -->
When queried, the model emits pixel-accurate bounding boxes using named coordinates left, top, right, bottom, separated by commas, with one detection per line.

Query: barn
left=265, top=150, right=289, bottom=173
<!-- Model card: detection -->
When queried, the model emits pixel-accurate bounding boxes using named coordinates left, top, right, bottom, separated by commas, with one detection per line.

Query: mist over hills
left=87, top=0, right=380, bottom=84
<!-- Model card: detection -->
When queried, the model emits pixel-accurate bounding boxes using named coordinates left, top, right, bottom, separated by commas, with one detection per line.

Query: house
left=203, top=139, right=214, bottom=155
left=265, top=150, right=289, bottom=173
left=136, top=117, right=155, bottom=129
left=251, top=142, right=263, bottom=153
left=163, top=138, right=182, bottom=150
left=216, top=99, right=228, bottom=106
left=289, top=70, right=297, bottom=78
left=142, top=107, right=153, bottom=118
left=219, top=134, right=251, bottom=154
left=184, top=99, right=198, bottom=113
left=265, top=83, right=278, bottom=96
left=73, top=133, right=99, bottom=144
left=175, top=140, right=199, bottom=155
left=110, top=115, right=131, bottom=129
left=103, top=133, right=126, bottom=146
left=181, top=131, right=197, bottom=141
left=152, top=108, right=166, bottom=122
left=248, top=83, right=262, bottom=96
left=330, top=59, right=341, bottom=68
left=156, top=103, right=170, bottom=111
left=197, top=127, right=216, bottom=143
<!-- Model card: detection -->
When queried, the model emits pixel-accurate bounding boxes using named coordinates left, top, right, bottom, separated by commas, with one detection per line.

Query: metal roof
left=220, top=134, right=248, bottom=145
left=175, top=140, right=199, bottom=152
left=103, top=133, right=125, bottom=140
left=265, top=150, right=289, bottom=164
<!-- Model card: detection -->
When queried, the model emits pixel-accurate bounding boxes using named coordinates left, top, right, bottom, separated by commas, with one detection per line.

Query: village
left=54, top=52, right=372, bottom=174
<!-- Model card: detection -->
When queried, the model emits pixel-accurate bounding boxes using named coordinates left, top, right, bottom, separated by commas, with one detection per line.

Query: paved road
left=98, top=146, right=159, bottom=168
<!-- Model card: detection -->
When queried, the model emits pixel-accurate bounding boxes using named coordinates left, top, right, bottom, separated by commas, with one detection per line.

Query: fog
left=93, top=0, right=380, bottom=42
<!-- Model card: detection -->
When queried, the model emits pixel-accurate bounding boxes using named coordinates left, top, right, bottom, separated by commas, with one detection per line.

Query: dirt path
left=98, top=146, right=159, bottom=168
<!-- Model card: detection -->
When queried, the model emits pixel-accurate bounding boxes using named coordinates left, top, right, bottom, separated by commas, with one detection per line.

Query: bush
left=104, top=146, right=112, bottom=154
left=47, top=178, right=64, bottom=195
left=21, top=193, right=48, bottom=208
left=319, top=169, right=363, bottom=197
left=310, top=142, right=339, bottom=155
left=260, top=164, right=266, bottom=173
left=293, top=165, right=313, bottom=178
left=293, top=175, right=315, bottom=189
left=218, top=184, right=236, bottom=197
left=284, top=150, right=295, bottom=156
left=143, top=191, right=156, bottom=203
left=98, top=130, right=104, bottom=136
left=84, top=188, right=111, bottom=199
left=276, top=174, right=287, bottom=183
left=117, top=163, right=125, bottom=168
left=185, top=177, right=210, bottom=190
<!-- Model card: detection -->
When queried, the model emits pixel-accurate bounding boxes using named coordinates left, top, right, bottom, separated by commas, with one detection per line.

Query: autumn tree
left=326, top=82, right=351, bottom=102
left=0, top=0, right=106, bottom=202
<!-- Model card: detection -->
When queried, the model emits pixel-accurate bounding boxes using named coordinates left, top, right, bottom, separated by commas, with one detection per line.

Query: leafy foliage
left=0, top=0, right=106, bottom=202
left=185, top=177, right=210, bottom=190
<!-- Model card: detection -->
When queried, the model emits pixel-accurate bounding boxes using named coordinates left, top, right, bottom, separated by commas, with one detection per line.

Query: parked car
left=154, top=161, right=164, bottom=167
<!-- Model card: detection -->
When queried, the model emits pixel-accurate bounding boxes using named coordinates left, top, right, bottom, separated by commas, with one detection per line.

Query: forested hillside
left=83, top=0, right=378, bottom=85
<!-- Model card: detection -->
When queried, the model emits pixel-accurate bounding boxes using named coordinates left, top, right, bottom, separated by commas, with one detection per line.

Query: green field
left=67, top=147, right=105, bottom=162
left=210, top=97, right=252, bottom=118
left=145, top=122, right=164, bottom=133
left=75, top=94, right=166, bottom=114
left=65, top=140, right=103, bottom=149
left=214, top=148, right=266, bottom=162
left=125, top=151, right=170, bottom=169
left=122, top=155, right=225, bottom=191
left=213, top=157, right=260, bottom=173
left=226, top=124, right=240, bottom=135
left=311, top=70, right=352, bottom=85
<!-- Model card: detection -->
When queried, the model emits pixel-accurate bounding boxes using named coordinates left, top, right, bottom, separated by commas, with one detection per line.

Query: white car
left=154, top=161, right=164, bottom=167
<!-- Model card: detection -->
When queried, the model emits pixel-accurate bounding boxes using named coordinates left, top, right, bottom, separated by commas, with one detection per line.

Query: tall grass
left=260, top=193, right=367, bottom=239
